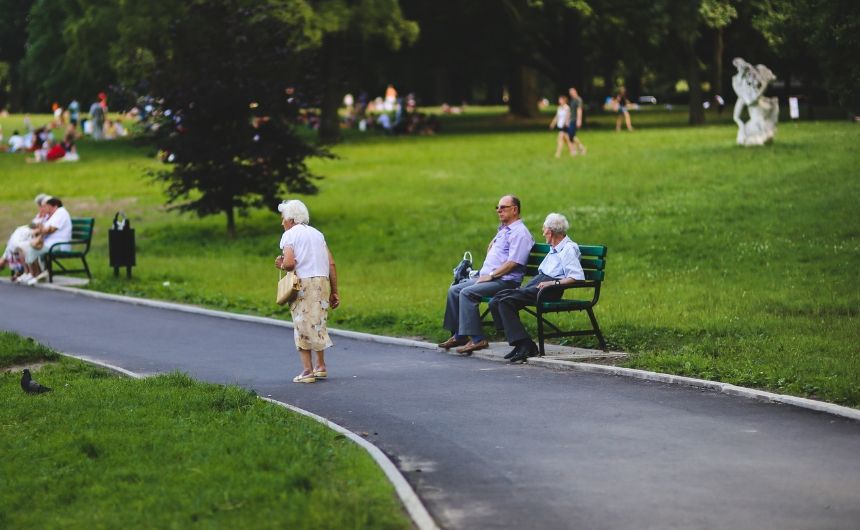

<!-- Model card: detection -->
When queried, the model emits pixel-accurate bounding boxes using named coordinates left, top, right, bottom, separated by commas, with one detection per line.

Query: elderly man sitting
left=439, top=195, right=534, bottom=355
left=489, top=213, right=584, bottom=364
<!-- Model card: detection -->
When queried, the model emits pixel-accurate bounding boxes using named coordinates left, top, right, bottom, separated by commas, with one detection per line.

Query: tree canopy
left=141, top=0, right=329, bottom=236
left=4, top=0, right=859, bottom=119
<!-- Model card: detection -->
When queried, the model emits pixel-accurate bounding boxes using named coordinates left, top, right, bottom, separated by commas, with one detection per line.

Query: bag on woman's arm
left=276, top=270, right=299, bottom=305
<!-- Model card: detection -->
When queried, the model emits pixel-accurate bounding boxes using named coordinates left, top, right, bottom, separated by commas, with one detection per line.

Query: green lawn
left=2, top=109, right=858, bottom=406
left=0, top=332, right=410, bottom=529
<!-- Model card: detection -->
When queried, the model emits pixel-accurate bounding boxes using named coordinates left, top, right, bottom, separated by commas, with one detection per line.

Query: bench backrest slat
left=71, top=218, right=95, bottom=241
left=525, top=243, right=607, bottom=280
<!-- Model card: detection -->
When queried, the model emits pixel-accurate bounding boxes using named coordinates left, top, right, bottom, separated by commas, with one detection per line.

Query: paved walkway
left=2, top=282, right=859, bottom=529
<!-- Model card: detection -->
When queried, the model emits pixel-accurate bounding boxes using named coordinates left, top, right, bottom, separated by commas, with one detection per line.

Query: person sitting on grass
left=17, top=197, right=72, bottom=285
left=59, top=129, right=79, bottom=162
left=6, top=130, right=26, bottom=153
left=1, top=194, right=52, bottom=281
left=438, top=195, right=534, bottom=355
left=488, top=212, right=585, bottom=364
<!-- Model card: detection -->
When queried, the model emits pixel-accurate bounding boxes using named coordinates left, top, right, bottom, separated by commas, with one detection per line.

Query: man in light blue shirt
left=439, top=195, right=534, bottom=355
left=489, top=213, right=584, bottom=363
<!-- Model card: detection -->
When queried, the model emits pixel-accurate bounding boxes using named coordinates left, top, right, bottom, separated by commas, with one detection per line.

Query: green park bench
left=481, top=243, right=608, bottom=355
left=47, top=217, right=95, bottom=283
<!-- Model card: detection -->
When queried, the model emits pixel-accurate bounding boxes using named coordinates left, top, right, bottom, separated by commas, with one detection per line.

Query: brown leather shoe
left=456, top=339, right=489, bottom=355
left=438, top=336, right=469, bottom=350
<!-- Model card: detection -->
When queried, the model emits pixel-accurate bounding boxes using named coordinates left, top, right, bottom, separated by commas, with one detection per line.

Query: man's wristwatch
left=554, top=279, right=561, bottom=285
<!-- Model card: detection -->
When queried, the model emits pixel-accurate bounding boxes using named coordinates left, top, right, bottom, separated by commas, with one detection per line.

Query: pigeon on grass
left=21, top=369, right=52, bottom=394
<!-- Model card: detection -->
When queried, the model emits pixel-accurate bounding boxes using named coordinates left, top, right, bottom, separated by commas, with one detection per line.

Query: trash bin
left=108, top=212, right=136, bottom=278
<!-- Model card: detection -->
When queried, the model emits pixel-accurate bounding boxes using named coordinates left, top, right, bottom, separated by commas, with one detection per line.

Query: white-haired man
left=489, top=213, right=584, bottom=363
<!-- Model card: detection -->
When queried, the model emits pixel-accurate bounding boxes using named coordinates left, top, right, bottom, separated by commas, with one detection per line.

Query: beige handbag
left=276, top=270, right=299, bottom=305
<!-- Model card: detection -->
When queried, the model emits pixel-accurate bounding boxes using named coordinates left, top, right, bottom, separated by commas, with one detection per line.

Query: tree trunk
left=432, top=65, right=449, bottom=104
left=317, top=37, right=342, bottom=145
left=8, top=64, right=24, bottom=112
left=713, top=28, right=724, bottom=99
left=225, top=207, right=236, bottom=239
left=687, top=41, right=705, bottom=125
left=507, top=64, right=538, bottom=118
left=625, top=67, right=643, bottom=101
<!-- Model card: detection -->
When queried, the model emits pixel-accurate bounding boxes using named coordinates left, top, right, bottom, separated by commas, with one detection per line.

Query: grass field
left=0, top=332, right=410, bottom=528
left=1, top=108, right=858, bottom=406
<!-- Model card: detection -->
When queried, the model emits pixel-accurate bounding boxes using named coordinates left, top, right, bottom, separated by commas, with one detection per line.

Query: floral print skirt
left=289, top=276, right=333, bottom=351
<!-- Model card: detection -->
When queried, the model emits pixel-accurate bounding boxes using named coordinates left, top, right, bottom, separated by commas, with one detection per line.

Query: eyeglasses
left=496, top=205, right=514, bottom=211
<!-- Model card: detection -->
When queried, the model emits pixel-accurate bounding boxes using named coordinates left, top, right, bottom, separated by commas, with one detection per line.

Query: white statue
left=732, top=57, right=779, bottom=146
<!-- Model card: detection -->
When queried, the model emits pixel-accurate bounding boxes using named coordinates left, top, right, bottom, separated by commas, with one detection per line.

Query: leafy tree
left=142, top=0, right=329, bottom=236
left=700, top=0, right=737, bottom=102
left=310, top=0, right=419, bottom=143
left=21, top=0, right=121, bottom=110
left=397, top=0, right=511, bottom=105
left=753, top=0, right=860, bottom=114
left=499, top=0, right=592, bottom=117
left=0, top=0, right=34, bottom=110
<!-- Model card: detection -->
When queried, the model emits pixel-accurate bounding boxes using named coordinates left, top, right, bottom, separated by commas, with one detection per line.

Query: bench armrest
left=48, top=239, right=91, bottom=254
left=536, top=280, right=600, bottom=306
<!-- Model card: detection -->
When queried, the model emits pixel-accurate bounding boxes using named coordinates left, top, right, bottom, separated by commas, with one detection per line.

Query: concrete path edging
left=60, top=352, right=439, bottom=530
left=528, top=358, right=860, bottom=422
left=32, top=281, right=860, bottom=422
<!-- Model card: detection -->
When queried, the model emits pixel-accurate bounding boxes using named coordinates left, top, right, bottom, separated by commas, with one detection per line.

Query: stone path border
left=61, top=352, right=439, bottom=530
left=22, top=278, right=859, bottom=424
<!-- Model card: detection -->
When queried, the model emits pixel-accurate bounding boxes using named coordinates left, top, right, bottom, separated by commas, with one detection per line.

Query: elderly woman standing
left=275, top=200, right=340, bottom=383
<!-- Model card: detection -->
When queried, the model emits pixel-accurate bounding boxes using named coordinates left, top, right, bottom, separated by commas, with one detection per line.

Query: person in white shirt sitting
left=488, top=213, right=586, bottom=363
left=7, top=130, right=26, bottom=153
left=1, top=194, right=51, bottom=280
left=18, top=197, right=72, bottom=285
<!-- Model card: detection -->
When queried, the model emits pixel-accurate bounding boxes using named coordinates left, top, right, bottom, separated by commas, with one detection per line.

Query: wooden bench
left=47, top=217, right=95, bottom=282
left=481, top=243, right=608, bottom=354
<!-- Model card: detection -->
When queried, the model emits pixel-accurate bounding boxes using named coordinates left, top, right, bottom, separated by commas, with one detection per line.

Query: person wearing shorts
left=567, top=87, right=587, bottom=155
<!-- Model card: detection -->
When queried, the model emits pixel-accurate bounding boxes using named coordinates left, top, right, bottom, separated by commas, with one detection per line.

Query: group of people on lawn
left=276, top=193, right=583, bottom=383
left=0, top=194, right=73, bottom=285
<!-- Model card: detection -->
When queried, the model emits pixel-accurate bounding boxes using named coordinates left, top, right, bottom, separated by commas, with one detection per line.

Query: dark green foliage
left=0, top=0, right=33, bottom=110
left=146, top=0, right=329, bottom=235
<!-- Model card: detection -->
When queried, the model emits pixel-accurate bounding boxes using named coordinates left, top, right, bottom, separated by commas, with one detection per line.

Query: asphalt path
left=3, top=282, right=860, bottom=530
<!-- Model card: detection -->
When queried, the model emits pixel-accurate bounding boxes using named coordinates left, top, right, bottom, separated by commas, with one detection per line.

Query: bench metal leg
left=82, top=256, right=92, bottom=279
left=537, top=311, right=546, bottom=357
left=586, top=307, right=607, bottom=351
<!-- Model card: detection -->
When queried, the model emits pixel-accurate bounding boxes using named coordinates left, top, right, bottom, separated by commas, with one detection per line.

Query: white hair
left=543, top=213, right=569, bottom=235
left=34, top=193, right=50, bottom=206
left=278, top=199, right=310, bottom=225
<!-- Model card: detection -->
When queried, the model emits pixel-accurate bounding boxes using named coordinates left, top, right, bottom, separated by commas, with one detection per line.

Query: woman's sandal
left=292, top=371, right=316, bottom=384
left=313, top=368, right=327, bottom=379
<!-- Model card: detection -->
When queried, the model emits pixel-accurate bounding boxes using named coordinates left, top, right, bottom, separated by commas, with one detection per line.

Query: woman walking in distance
left=275, top=200, right=340, bottom=383
left=549, top=94, right=572, bottom=158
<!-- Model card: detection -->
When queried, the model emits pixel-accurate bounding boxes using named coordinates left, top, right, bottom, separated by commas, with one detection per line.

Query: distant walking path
left=2, top=282, right=859, bottom=530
